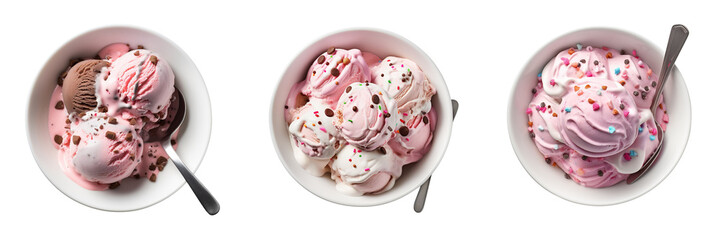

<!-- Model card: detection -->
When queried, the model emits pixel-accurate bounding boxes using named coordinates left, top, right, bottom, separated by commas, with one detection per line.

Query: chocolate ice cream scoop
left=62, top=60, right=109, bottom=114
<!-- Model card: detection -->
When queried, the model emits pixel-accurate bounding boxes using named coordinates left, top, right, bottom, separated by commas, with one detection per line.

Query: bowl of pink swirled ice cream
left=271, top=29, right=453, bottom=206
left=509, top=28, right=691, bottom=205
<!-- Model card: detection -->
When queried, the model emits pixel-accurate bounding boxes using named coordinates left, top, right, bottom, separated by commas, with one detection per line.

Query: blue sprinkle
left=597, top=90, right=602, bottom=96
left=609, top=126, right=616, bottom=134
left=576, top=43, right=583, bottom=50
left=629, top=150, right=638, bottom=157
left=615, top=68, right=621, bottom=75
left=650, top=135, right=656, bottom=141
left=565, top=107, right=571, bottom=113
left=553, top=144, right=559, bottom=150
left=538, top=73, right=542, bottom=78
left=538, top=126, right=545, bottom=132
left=639, top=127, right=643, bottom=133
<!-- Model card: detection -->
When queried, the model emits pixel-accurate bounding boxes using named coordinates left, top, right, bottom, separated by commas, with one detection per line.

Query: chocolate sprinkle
left=326, top=47, right=335, bottom=54
left=108, top=117, right=118, bottom=124
left=423, top=116, right=429, bottom=124
left=580, top=59, right=586, bottom=64
left=317, top=55, right=326, bottom=64
left=378, top=147, right=387, bottom=155
left=398, top=126, right=410, bottom=136
left=324, top=108, right=334, bottom=117
left=105, top=131, right=116, bottom=140
left=372, top=95, right=380, bottom=104
left=54, top=101, right=64, bottom=110
left=125, top=133, right=133, bottom=142
left=54, top=135, right=63, bottom=144
left=352, top=106, right=358, bottom=112
left=72, top=135, right=81, bottom=145
left=545, top=158, right=552, bottom=164
left=345, top=86, right=352, bottom=93
left=383, top=112, right=391, bottom=118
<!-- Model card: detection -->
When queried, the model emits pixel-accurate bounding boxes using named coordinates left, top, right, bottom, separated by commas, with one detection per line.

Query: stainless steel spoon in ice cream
left=626, top=24, right=689, bottom=184
left=148, top=87, right=220, bottom=215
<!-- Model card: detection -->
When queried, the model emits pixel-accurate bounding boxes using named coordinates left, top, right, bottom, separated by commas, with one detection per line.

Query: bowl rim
left=26, top=25, right=213, bottom=211
left=269, top=27, right=453, bottom=207
left=506, top=27, right=692, bottom=206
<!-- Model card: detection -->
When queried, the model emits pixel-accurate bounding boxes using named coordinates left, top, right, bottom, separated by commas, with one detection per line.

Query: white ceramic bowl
left=27, top=26, right=212, bottom=211
left=270, top=29, right=453, bottom=206
left=508, top=28, right=691, bottom=205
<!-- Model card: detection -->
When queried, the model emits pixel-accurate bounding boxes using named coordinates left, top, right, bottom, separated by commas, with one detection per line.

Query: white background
left=1, top=0, right=718, bottom=239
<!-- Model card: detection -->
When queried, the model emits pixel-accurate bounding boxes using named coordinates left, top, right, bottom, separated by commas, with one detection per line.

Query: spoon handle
left=164, top=141, right=220, bottom=215
left=414, top=99, right=458, bottom=213
left=653, top=24, right=689, bottom=112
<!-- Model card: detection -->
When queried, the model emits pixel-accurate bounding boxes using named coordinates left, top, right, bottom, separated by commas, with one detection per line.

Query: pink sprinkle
left=561, top=58, right=570, bottom=66
left=401, top=64, right=404, bottom=67
left=592, top=103, right=600, bottom=111
left=623, top=153, right=631, bottom=161
left=528, top=127, right=533, bottom=132
left=535, top=106, right=541, bottom=110
left=319, top=127, right=327, bottom=133
left=349, top=159, right=352, bottom=162
left=526, top=107, right=532, bottom=114
left=353, top=149, right=357, bottom=153
left=632, top=50, right=637, bottom=57
left=623, top=111, right=630, bottom=117
left=539, top=106, right=547, bottom=113
left=550, top=79, right=556, bottom=86
left=650, top=128, right=657, bottom=135
left=622, top=71, right=629, bottom=80
left=403, top=113, right=408, bottom=116
left=364, top=168, right=370, bottom=172
left=638, top=60, right=644, bottom=68
left=585, top=71, right=592, bottom=77
left=405, top=138, right=410, bottom=141
left=663, top=114, right=669, bottom=123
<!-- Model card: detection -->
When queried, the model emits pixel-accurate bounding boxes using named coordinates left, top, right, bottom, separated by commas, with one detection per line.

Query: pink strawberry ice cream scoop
left=284, top=81, right=310, bottom=124
left=61, top=117, right=143, bottom=185
left=101, top=49, right=175, bottom=121
left=374, top=56, right=435, bottom=115
left=336, top=83, right=398, bottom=151
left=559, top=81, right=640, bottom=157
left=288, top=99, right=345, bottom=176
left=303, top=48, right=375, bottom=106
left=527, top=44, right=667, bottom=188
left=98, top=43, right=131, bottom=61
left=388, top=107, right=436, bottom=164
left=330, top=144, right=401, bottom=196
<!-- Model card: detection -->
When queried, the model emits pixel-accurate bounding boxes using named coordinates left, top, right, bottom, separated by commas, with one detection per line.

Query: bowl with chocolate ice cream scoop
left=27, top=26, right=212, bottom=211
left=270, top=29, right=453, bottom=206
left=508, top=28, right=691, bottom=205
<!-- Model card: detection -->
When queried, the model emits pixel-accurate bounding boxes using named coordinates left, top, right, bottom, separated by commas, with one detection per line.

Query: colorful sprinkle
left=586, top=71, right=593, bottom=77
left=630, top=150, right=638, bottom=157
left=639, top=126, right=643, bottom=133
left=348, top=119, right=353, bottom=123
left=592, top=103, right=600, bottom=111
left=609, top=126, right=616, bottom=134
left=564, top=107, right=571, bottom=113
left=614, top=68, right=621, bottom=75
left=538, top=126, right=545, bottom=132
left=650, top=135, right=656, bottom=141
left=623, top=153, right=631, bottom=161
left=319, top=127, right=327, bottom=133
left=561, top=57, right=570, bottom=66
left=550, top=79, right=556, bottom=86
left=526, top=108, right=532, bottom=114
left=364, top=168, right=370, bottom=172
left=576, top=43, right=583, bottom=50
left=553, top=144, right=559, bottom=150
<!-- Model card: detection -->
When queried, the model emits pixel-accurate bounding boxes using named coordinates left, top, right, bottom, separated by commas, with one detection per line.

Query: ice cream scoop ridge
left=330, top=145, right=402, bottom=196
left=288, top=99, right=344, bottom=176
left=336, top=83, right=398, bottom=151
left=388, top=108, right=436, bottom=164
left=62, top=60, right=109, bottom=114
left=303, top=48, right=372, bottom=106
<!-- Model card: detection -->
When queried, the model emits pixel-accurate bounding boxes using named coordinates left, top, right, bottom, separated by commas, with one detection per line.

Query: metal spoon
left=626, top=24, right=689, bottom=184
left=414, top=99, right=458, bottom=213
left=148, top=87, right=220, bottom=215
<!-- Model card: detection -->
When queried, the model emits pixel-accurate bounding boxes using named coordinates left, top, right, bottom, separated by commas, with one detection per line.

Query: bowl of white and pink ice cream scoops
left=271, top=29, right=453, bottom=206
left=508, top=28, right=691, bottom=205
left=27, top=27, right=211, bottom=211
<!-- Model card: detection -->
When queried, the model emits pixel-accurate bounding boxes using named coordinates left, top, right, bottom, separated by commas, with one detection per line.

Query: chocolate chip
left=137, top=45, right=145, bottom=49
left=641, top=91, right=647, bottom=99
left=624, top=59, right=630, bottom=65
left=352, top=106, right=358, bottom=112
left=531, top=88, right=537, bottom=94
left=545, top=158, right=551, bottom=164
left=379, top=147, right=387, bottom=154
left=594, top=60, right=599, bottom=65
left=387, top=126, right=393, bottom=132
left=530, top=132, right=535, bottom=138
left=72, top=135, right=81, bottom=145
left=633, top=91, right=639, bottom=96
left=109, top=182, right=120, bottom=189
left=108, top=117, right=118, bottom=124
left=620, top=50, right=626, bottom=55
left=125, top=133, right=133, bottom=142
left=54, top=135, right=63, bottom=144
left=399, top=126, right=410, bottom=136
left=317, top=55, right=326, bottom=64
left=383, top=112, right=391, bottom=118
left=619, top=104, right=625, bottom=110
left=540, top=102, right=546, bottom=108
left=565, top=173, right=571, bottom=179
left=326, top=47, right=335, bottom=54
left=171, top=139, right=176, bottom=145
left=149, top=55, right=158, bottom=65
left=597, top=170, right=604, bottom=176
left=98, top=105, right=108, bottom=113
left=134, top=51, right=140, bottom=56
left=156, top=156, right=168, bottom=166
left=423, top=116, right=429, bottom=124
left=149, top=174, right=157, bottom=182
left=149, top=164, right=156, bottom=171
left=324, top=108, right=334, bottom=117
left=345, top=86, right=352, bottom=93
left=644, top=86, right=649, bottom=91
left=380, top=73, right=384, bottom=77
left=582, top=155, right=588, bottom=160
left=652, top=81, right=657, bottom=87
left=563, top=153, right=569, bottom=159
left=580, top=59, right=586, bottom=64
left=54, top=101, right=64, bottom=110
left=133, top=174, right=140, bottom=179
left=284, top=105, right=288, bottom=109
left=370, top=104, right=374, bottom=108
left=129, top=119, right=137, bottom=125
left=372, top=95, right=380, bottom=104
left=105, top=131, right=116, bottom=140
